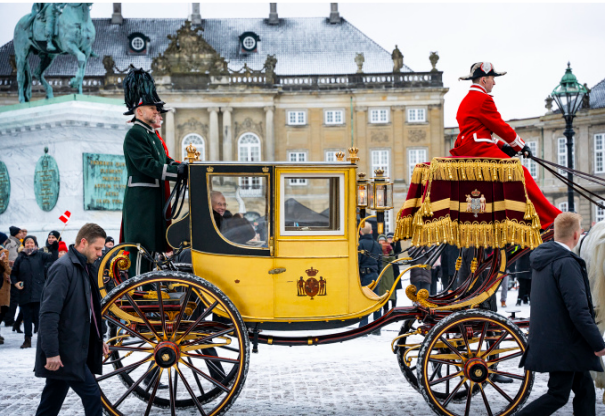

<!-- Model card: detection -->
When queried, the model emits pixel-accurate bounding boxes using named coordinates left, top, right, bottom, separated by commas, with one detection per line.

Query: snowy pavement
left=1, top=286, right=605, bottom=416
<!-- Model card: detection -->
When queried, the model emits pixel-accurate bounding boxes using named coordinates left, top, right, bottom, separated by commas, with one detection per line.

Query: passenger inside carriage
left=210, top=190, right=257, bottom=245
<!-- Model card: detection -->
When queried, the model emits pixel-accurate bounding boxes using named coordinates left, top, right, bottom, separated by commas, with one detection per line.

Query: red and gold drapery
left=394, top=157, right=542, bottom=249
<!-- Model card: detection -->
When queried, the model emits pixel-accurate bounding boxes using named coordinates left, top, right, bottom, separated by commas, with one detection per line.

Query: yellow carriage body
left=167, top=162, right=390, bottom=327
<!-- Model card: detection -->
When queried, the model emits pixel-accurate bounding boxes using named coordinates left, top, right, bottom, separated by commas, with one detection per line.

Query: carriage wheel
left=99, top=271, right=250, bottom=416
left=416, top=310, right=533, bottom=416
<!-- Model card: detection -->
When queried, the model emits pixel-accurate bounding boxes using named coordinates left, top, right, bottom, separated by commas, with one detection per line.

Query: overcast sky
left=1, top=2, right=604, bottom=127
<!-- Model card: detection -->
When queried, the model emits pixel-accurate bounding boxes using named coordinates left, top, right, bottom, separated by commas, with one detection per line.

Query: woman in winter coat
left=378, top=235, right=397, bottom=312
left=10, top=235, right=58, bottom=348
left=0, top=232, right=11, bottom=345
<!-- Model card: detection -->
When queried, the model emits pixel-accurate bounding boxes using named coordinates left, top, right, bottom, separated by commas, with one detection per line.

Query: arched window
left=181, top=134, right=205, bottom=161
left=238, top=133, right=261, bottom=162
left=238, top=133, right=262, bottom=196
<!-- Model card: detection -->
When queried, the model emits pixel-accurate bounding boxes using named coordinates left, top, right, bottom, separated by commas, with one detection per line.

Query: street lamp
left=550, top=62, right=588, bottom=212
left=367, top=168, right=393, bottom=234
left=356, top=172, right=369, bottom=219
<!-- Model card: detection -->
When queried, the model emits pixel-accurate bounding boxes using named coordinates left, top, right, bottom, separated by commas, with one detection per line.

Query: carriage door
left=272, top=169, right=350, bottom=319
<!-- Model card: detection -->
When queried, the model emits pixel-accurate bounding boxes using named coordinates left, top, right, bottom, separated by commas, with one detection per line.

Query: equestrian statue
left=13, top=3, right=97, bottom=103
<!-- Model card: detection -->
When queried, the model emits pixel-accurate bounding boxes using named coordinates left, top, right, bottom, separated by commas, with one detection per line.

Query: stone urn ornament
left=355, top=53, right=365, bottom=74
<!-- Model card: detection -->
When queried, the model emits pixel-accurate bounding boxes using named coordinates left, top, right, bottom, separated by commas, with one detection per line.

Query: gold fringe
left=410, top=163, right=431, bottom=186
left=429, top=158, right=525, bottom=183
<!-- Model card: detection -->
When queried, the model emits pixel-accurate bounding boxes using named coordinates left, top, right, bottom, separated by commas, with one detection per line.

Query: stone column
left=221, top=107, right=233, bottom=161
left=208, top=107, right=220, bottom=161
left=264, top=106, right=275, bottom=161
left=165, top=109, right=176, bottom=159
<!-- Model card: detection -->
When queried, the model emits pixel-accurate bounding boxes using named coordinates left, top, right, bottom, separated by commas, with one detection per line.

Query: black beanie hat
left=0, top=232, right=8, bottom=245
left=23, top=235, right=38, bottom=247
left=9, top=226, right=21, bottom=237
left=105, top=236, right=115, bottom=244
left=48, top=230, right=61, bottom=240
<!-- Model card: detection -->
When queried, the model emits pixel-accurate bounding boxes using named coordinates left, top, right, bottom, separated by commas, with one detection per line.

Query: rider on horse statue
left=450, top=62, right=561, bottom=228
left=31, top=3, right=65, bottom=52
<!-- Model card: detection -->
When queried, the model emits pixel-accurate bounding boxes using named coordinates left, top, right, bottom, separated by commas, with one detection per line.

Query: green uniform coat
left=122, top=120, right=178, bottom=253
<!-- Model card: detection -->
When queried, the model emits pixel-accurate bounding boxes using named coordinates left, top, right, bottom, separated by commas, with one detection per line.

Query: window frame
left=370, top=149, right=390, bottom=177
left=286, top=110, right=307, bottom=126
left=596, top=201, right=605, bottom=223
left=559, top=201, right=568, bottom=212
left=408, top=147, right=428, bottom=184
left=595, top=134, right=605, bottom=174
left=324, top=109, right=345, bottom=126
left=407, top=107, right=427, bottom=123
left=522, top=140, right=538, bottom=179
left=369, top=108, right=390, bottom=124
left=279, top=173, right=345, bottom=237
left=557, top=136, right=575, bottom=174
left=287, top=151, right=308, bottom=185
left=325, top=150, right=346, bottom=162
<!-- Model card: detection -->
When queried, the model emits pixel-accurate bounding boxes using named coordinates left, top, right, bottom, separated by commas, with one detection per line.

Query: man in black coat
left=517, top=212, right=605, bottom=416
left=34, top=223, right=109, bottom=416
left=358, top=222, right=382, bottom=332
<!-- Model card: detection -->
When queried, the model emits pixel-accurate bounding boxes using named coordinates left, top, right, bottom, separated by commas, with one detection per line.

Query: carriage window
left=281, top=175, right=344, bottom=235
left=209, top=175, right=269, bottom=248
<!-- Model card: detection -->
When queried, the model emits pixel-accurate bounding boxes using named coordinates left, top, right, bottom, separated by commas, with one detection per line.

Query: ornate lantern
left=368, top=168, right=393, bottom=234
left=357, top=172, right=369, bottom=219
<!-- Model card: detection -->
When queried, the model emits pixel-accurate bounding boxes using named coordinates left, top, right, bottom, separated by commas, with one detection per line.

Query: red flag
left=59, top=210, right=71, bottom=224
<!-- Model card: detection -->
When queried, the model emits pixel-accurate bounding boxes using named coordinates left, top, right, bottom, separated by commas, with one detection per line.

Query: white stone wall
left=0, top=97, right=132, bottom=245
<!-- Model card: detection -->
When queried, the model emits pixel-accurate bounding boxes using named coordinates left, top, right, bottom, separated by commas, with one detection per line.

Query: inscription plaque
left=34, top=147, right=60, bottom=211
left=83, top=153, right=127, bottom=211
left=0, top=161, right=9, bottom=214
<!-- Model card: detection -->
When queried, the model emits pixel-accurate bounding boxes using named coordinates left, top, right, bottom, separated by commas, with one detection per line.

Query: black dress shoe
left=492, top=374, right=513, bottom=383
left=13, top=322, right=22, bottom=333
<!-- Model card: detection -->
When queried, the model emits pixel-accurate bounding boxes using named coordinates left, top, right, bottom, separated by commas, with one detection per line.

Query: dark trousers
left=359, top=272, right=382, bottom=327
left=519, top=279, right=532, bottom=303
left=413, top=281, right=431, bottom=294
left=4, top=285, right=19, bottom=325
left=516, top=371, right=595, bottom=416
left=35, top=366, right=102, bottom=416
left=21, top=301, right=40, bottom=337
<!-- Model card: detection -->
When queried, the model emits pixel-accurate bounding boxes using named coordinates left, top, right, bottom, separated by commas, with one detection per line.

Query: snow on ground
left=1, top=285, right=605, bottom=416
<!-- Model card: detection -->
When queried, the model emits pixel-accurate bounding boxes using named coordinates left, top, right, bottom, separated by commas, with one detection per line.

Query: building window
left=595, top=134, right=605, bottom=174
left=558, top=137, right=575, bottom=174
left=369, top=108, right=389, bottom=124
left=522, top=141, right=538, bottom=179
left=596, top=202, right=605, bottom=223
left=287, top=152, right=308, bottom=185
left=238, top=133, right=262, bottom=196
left=287, top=111, right=306, bottom=126
left=559, top=202, right=568, bottom=212
left=371, top=149, right=390, bottom=177
left=181, top=134, right=205, bottom=161
left=325, top=109, right=344, bottom=125
left=408, top=148, right=428, bottom=183
left=325, top=150, right=345, bottom=162
left=407, top=108, right=426, bottom=123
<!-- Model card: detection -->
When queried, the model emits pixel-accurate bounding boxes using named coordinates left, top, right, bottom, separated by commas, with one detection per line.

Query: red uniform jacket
left=453, top=84, right=525, bottom=153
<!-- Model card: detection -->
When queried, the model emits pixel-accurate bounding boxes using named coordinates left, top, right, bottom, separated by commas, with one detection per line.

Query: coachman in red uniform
left=450, top=62, right=561, bottom=228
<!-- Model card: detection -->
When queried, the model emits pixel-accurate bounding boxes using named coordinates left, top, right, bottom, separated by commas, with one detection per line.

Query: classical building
left=445, top=77, right=605, bottom=226
left=0, top=3, right=447, bottom=233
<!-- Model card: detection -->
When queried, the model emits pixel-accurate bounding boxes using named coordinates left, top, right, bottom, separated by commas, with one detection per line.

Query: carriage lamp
left=369, top=168, right=394, bottom=234
left=357, top=172, right=369, bottom=219
left=550, top=62, right=587, bottom=213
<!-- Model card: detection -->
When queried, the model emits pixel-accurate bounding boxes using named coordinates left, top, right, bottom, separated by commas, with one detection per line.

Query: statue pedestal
left=0, top=95, right=130, bottom=244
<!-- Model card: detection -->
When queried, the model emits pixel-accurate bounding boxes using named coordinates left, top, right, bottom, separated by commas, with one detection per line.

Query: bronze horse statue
left=13, top=3, right=97, bottom=103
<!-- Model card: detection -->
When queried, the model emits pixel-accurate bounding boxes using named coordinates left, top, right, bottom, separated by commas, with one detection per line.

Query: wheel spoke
left=429, top=363, right=443, bottom=382
left=464, top=381, right=473, bottom=416
left=104, top=315, right=156, bottom=345
left=476, top=322, right=488, bottom=355
left=429, top=370, right=464, bottom=386
left=458, top=324, right=471, bottom=354
left=439, top=336, right=465, bottom=360
left=491, top=369, right=526, bottom=381
left=442, top=376, right=466, bottom=407
left=168, top=368, right=176, bottom=416
left=487, top=351, right=523, bottom=365
left=124, top=293, right=162, bottom=342
left=176, top=366, right=208, bottom=416
left=478, top=383, right=494, bottom=416
left=156, top=282, right=167, bottom=339
left=481, top=330, right=508, bottom=358
left=176, top=300, right=219, bottom=344
left=485, top=378, right=514, bottom=402
left=181, top=358, right=230, bottom=393
left=170, top=286, right=195, bottom=342
left=108, top=345, right=154, bottom=353
left=182, top=326, right=235, bottom=347
left=184, top=352, right=240, bottom=364
left=113, top=363, right=158, bottom=408
left=187, top=357, right=206, bottom=396
left=428, top=357, right=464, bottom=367
left=97, top=355, right=153, bottom=382
left=144, top=368, right=164, bottom=416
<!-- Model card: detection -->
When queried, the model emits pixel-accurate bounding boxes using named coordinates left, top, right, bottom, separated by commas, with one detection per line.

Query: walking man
left=34, top=223, right=109, bottom=416
left=517, top=212, right=605, bottom=415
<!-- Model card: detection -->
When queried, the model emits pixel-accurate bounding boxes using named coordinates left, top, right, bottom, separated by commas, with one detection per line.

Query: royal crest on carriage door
left=297, top=267, right=327, bottom=300
left=466, top=189, right=486, bottom=218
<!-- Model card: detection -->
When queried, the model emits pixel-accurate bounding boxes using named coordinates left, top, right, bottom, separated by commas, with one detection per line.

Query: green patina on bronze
left=0, top=161, right=10, bottom=214
left=34, top=147, right=60, bottom=212
left=83, top=153, right=127, bottom=211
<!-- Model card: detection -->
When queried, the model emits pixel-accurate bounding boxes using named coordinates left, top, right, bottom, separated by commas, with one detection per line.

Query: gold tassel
left=455, top=256, right=462, bottom=271
left=470, top=257, right=478, bottom=274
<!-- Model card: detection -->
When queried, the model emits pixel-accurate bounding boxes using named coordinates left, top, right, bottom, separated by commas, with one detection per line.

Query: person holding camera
left=10, top=235, right=58, bottom=348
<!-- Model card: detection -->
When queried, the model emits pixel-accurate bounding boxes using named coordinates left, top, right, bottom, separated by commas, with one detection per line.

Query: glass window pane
left=209, top=175, right=268, bottom=247
left=283, top=177, right=340, bottom=231
left=418, top=109, right=425, bottom=121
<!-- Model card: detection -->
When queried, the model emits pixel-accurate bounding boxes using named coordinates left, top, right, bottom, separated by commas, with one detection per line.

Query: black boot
left=13, top=322, right=22, bottom=333
left=20, top=336, right=31, bottom=349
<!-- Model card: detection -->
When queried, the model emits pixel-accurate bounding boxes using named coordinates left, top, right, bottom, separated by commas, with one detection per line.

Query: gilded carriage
left=96, top=148, right=548, bottom=416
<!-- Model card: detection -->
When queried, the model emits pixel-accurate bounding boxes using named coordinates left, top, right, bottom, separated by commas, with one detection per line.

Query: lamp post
left=367, top=169, right=393, bottom=234
left=550, top=62, right=587, bottom=213
left=356, top=172, right=369, bottom=219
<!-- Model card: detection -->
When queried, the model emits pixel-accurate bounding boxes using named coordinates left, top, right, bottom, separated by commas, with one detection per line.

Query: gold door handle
left=268, top=268, right=286, bottom=275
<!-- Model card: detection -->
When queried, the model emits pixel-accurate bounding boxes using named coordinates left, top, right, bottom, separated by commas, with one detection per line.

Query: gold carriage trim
left=428, top=157, right=526, bottom=183
left=410, top=163, right=431, bottom=186
left=396, top=214, right=542, bottom=250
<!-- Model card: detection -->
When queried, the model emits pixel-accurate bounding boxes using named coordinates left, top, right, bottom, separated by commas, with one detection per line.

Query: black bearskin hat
left=123, top=67, right=165, bottom=116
